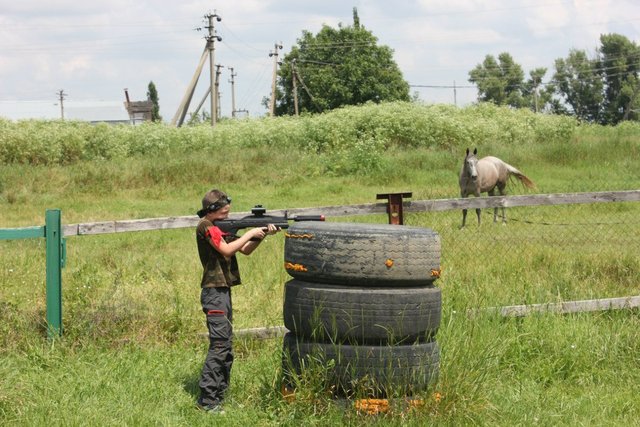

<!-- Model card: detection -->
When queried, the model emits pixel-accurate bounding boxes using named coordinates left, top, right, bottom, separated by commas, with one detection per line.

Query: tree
left=468, top=53, right=525, bottom=108
left=522, top=67, right=554, bottom=113
left=186, top=110, right=210, bottom=126
left=147, top=81, right=162, bottom=122
left=552, top=49, right=603, bottom=122
left=273, top=8, right=410, bottom=115
left=598, top=33, right=640, bottom=123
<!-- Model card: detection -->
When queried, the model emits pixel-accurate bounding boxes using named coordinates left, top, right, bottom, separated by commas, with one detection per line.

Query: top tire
left=284, top=222, right=440, bottom=286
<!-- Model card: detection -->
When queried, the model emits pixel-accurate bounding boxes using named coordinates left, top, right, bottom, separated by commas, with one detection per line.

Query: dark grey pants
left=198, top=286, right=233, bottom=406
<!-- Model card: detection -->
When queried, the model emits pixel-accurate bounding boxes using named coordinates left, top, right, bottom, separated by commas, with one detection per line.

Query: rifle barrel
left=292, top=215, right=325, bottom=222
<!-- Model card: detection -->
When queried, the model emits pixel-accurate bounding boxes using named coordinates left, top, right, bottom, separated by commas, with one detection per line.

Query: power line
left=293, top=55, right=639, bottom=91
left=411, top=84, right=476, bottom=89
left=220, top=21, right=264, bottom=53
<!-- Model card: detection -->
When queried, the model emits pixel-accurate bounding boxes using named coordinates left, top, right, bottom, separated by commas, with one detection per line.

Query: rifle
left=214, top=205, right=324, bottom=238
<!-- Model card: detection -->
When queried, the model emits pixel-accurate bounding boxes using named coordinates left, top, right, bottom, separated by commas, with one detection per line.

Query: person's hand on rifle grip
left=263, top=223, right=281, bottom=236
left=246, top=227, right=267, bottom=241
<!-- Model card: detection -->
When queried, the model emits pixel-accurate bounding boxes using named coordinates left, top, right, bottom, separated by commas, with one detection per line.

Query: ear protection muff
left=197, top=196, right=232, bottom=218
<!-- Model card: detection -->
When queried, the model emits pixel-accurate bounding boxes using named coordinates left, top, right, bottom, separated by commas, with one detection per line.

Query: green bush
left=0, top=102, right=585, bottom=167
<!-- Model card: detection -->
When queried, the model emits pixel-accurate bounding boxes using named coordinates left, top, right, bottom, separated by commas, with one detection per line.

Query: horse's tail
left=505, top=164, right=536, bottom=189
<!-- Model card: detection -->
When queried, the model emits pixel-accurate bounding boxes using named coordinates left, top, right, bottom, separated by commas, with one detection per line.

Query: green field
left=1, top=102, right=639, bottom=425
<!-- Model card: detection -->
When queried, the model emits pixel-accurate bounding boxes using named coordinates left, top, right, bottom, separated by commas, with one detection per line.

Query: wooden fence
left=234, top=294, right=640, bottom=340
left=63, top=189, right=640, bottom=336
left=4, top=190, right=638, bottom=338
left=61, top=190, right=640, bottom=237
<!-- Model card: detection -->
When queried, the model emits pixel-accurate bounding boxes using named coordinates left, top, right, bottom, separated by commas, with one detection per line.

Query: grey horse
left=459, top=148, right=535, bottom=228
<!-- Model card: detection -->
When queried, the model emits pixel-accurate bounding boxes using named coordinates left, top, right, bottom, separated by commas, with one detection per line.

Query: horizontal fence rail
left=0, top=226, right=45, bottom=240
left=479, top=296, right=640, bottom=318
left=4, top=191, right=638, bottom=339
left=62, top=190, right=640, bottom=236
left=234, top=295, right=640, bottom=340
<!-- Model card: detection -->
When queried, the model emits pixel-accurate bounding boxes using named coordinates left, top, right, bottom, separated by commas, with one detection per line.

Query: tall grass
left=1, top=102, right=639, bottom=425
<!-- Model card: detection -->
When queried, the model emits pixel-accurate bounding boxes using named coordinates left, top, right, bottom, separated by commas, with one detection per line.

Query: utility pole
left=205, top=12, right=222, bottom=126
left=215, top=64, right=224, bottom=121
left=534, top=76, right=539, bottom=113
left=57, top=89, right=67, bottom=120
left=171, top=13, right=221, bottom=127
left=269, top=42, right=283, bottom=117
left=229, top=67, right=237, bottom=118
left=171, top=46, right=209, bottom=127
left=193, top=85, right=211, bottom=119
left=291, top=59, right=299, bottom=116
left=453, top=81, right=457, bottom=107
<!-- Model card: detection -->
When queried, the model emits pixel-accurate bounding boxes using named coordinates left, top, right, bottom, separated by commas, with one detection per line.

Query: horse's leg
left=474, top=192, right=481, bottom=226
left=488, top=188, right=498, bottom=223
left=460, top=194, right=468, bottom=229
left=497, top=184, right=507, bottom=223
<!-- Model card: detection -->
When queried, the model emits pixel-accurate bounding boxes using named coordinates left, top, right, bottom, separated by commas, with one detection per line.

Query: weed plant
left=1, top=102, right=639, bottom=425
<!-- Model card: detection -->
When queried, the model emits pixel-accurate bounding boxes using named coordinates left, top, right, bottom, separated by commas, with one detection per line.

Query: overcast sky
left=1, top=0, right=639, bottom=121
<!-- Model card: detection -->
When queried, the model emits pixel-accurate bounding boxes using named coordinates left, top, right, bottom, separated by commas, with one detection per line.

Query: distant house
left=0, top=89, right=155, bottom=125
left=123, top=89, right=154, bottom=125
left=124, top=101, right=154, bottom=125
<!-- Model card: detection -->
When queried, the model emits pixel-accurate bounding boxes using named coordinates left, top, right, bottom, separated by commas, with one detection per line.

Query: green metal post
left=45, top=209, right=63, bottom=338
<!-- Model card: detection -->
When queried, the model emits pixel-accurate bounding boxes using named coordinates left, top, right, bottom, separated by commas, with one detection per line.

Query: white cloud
left=1, top=0, right=639, bottom=118
left=60, top=55, right=92, bottom=75
left=524, top=3, right=572, bottom=37
left=32, top=55, right=52, bottom=84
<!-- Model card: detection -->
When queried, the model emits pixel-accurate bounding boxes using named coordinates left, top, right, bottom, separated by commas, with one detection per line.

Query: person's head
left=197, top=189, right=232, bottom=219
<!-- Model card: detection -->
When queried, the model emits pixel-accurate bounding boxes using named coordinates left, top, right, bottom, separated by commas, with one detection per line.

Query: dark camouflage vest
left=196, top=219, right=241, bottom=287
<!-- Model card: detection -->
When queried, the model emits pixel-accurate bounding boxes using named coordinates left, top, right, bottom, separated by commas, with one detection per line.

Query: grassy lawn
left=2, top=309, right=639, bottom=426
left=1, top=104, right=639, bottom=425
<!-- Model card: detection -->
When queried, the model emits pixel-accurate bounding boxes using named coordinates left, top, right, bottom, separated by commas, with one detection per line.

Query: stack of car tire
left=281, top=221, right=442, bottom=397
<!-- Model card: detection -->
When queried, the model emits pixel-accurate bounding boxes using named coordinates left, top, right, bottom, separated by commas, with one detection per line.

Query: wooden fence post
left=376, top=192, right=412, bottom=225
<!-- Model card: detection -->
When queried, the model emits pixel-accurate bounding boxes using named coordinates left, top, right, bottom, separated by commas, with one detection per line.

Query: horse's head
left=464, top=148, right=479, bottom=181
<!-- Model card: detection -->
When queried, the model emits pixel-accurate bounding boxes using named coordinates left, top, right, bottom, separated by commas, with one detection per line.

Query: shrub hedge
left=0, top=102, right=584, bottom=167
